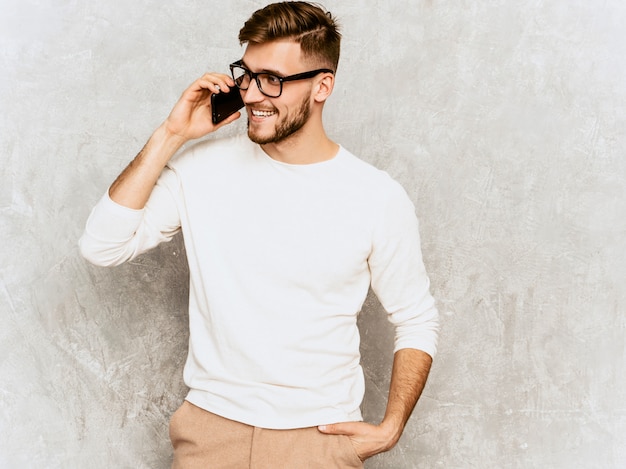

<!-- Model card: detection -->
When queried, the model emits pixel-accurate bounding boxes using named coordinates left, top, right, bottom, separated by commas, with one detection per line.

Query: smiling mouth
left=250, top=108, right=277, bottom=118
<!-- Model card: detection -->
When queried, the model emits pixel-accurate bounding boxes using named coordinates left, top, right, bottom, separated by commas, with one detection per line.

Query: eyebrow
left=240, top=59, right=285, bottom=77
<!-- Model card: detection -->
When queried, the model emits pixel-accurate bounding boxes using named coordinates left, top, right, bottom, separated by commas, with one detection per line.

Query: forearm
left=106, top=72, right=238, bottom=209
left=80, top=129, right=185, bottom=266
left=109, top=124, right=186, bottom=209
left=380, top=348, right=433, bottom=448
left=317, top=347, right=433, bottom=460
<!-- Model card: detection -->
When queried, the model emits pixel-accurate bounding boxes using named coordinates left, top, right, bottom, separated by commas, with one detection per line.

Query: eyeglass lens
left=231, top=66, right=282, bottom=98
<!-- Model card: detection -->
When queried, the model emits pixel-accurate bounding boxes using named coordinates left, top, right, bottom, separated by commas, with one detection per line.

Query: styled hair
left=239, top=2, right=341, bottom=72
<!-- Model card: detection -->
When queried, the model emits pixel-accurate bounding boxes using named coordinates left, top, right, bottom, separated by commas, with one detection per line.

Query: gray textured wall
left=1, top=0, right=624, bottom=468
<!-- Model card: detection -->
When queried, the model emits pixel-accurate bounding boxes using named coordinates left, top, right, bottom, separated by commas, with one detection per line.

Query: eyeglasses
left=229, top=60, right=334, bottom=98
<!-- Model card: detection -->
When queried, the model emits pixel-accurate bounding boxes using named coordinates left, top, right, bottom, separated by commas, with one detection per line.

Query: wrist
left=157, top=122, right=189, bottom=149
left=378, top=418, right=404, bottom=451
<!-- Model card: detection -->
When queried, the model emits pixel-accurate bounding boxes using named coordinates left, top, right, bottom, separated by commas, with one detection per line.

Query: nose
left=242, top=78, right=265, bottom=104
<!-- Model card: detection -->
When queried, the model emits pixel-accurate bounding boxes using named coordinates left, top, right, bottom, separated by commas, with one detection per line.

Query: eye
left=266, top=74, right=281, bottom=86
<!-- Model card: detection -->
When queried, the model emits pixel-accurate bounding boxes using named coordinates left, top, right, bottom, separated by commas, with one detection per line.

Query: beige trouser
left=170, top=401, right=364, bottom=469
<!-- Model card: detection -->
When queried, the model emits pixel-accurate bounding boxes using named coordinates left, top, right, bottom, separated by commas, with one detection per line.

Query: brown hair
left=238, top=2, right=341, bottom=72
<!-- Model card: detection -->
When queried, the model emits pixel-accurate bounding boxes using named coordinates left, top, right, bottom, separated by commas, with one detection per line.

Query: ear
left=313, top=73, right=335, bottom=103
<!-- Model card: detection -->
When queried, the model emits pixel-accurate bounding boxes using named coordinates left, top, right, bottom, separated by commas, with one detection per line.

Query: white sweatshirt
left=79, top=134, right=439, bottom=429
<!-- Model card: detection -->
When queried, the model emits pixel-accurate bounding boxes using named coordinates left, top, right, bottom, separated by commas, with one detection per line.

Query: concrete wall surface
left=1, top=0, right=624, bottom=467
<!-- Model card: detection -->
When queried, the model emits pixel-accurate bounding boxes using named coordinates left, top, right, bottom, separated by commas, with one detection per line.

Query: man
left=79, top=2, right=439, bottom=467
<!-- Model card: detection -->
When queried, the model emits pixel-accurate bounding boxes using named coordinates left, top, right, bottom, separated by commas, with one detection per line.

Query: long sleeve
left=79, top=168, right=182, bottom=267
left=77, top=135, right=438, bottom=429
left=368, top=181, right=439, bottom=358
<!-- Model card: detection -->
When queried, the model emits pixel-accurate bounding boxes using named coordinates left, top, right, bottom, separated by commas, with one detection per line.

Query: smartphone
left=211, top=89, right=245, bottom=124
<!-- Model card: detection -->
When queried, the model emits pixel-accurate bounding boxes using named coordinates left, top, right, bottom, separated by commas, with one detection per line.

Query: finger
left=318, top=422, right=361, bottom=436
left=196, top=78, right=224, bottom=95
left=197, top=73, right=235, bottom=94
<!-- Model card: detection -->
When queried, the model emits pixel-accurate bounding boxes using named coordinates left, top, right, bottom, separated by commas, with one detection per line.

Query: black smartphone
left=211, top=89, right=245, bottom=124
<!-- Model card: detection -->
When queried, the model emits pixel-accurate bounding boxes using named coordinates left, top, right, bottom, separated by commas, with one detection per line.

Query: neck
left=260, top=121, right=339, bottom=165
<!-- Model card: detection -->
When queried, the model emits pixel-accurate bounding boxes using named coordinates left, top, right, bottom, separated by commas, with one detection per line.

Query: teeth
left=252, top=109, right=276, bottom=117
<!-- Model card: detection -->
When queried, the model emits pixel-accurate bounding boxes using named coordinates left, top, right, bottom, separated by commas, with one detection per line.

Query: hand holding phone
left=211, top=89, right=245, bottom=124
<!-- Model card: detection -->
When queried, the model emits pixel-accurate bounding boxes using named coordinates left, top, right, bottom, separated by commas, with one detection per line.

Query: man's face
left=239, top=41, right=315, bottom=145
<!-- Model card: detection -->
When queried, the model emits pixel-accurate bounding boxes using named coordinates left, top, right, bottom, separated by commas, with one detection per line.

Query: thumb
left=318, top=422, right=358, bottom=436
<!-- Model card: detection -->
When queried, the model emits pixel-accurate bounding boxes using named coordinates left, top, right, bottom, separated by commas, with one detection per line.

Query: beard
left=247, top=94, right=312, bottom=145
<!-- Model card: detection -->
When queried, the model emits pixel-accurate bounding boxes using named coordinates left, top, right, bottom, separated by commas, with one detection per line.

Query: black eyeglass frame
left=229, top=60, right=334, bottom=98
